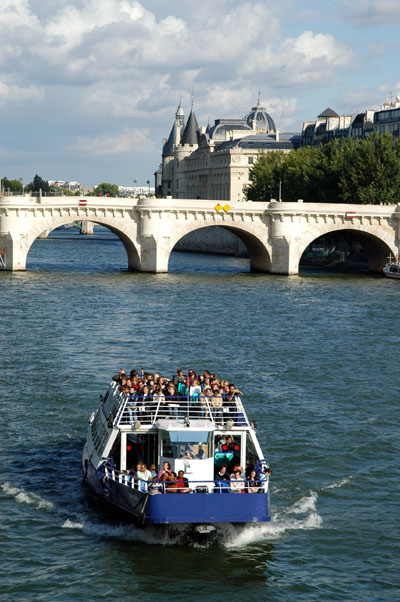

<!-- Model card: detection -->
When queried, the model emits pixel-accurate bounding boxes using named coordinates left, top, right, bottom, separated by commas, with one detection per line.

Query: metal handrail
left=103, top=466, right=268, bottom=494
left=115, top=392, right=250, bottom=428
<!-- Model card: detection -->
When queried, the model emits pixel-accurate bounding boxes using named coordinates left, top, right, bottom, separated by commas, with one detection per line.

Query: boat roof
left=155, top=419, right=215, bottom=431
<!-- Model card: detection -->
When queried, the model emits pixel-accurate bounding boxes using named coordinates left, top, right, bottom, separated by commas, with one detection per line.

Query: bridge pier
left=0, top=232, right=28, bottom=270
left=80, top=221, right=95, bottom=235
left=139, top=236, right=169, bottom=272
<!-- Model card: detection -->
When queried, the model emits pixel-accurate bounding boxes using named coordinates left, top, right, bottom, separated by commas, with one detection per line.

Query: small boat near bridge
left=383, top=256, right=400, bottom=279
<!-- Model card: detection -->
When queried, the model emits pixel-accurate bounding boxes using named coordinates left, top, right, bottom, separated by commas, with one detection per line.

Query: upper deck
left=102, top=380, right=253, bottom=432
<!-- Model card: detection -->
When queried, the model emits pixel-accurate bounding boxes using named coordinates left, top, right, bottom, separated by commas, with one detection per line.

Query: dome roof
left=244, top=105, right=276, bottom=132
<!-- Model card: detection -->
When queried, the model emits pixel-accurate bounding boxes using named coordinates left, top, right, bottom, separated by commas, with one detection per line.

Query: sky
left=1, top=0, right=400, bottom=188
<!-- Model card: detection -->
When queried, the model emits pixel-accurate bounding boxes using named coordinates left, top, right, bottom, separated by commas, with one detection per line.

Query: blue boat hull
left=86, top=465, right=271, bottom=525
left=146, top=491, right=271, bottom=524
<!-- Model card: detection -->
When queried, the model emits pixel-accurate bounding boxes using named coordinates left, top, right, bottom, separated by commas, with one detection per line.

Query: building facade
left=156, top=101, right=300, bottom=201
left=301, top=98, right=400, bottom=145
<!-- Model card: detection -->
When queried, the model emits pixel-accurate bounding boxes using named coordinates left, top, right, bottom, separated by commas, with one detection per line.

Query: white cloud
left=0, top=81, right=44, bottom=107
left=341, top=0, right=400, bottom=25
left=0, top=0, right=365, bottom=183
left=76, top=127, right=156, bottom=156
left=336, top=82, right=400, bottom=114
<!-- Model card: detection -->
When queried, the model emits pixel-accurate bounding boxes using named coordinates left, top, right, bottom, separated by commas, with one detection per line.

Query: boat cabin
left=88, top=380, right=266, bottom=492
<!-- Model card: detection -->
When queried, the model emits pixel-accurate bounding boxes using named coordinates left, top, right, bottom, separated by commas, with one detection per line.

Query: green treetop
left=93, top=182, right=119, bottom=197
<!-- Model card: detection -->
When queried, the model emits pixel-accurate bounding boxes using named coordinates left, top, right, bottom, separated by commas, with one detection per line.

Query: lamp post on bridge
left=147, top=179, right=150, bottom=196
left=133, top=179, right=137, bottom=198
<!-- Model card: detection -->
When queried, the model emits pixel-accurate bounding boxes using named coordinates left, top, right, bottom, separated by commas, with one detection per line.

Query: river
left=1, top=229, right=399, bottom=601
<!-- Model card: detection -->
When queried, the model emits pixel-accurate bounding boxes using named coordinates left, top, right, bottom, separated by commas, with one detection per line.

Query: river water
left=1, top=230, right=399, bottom=601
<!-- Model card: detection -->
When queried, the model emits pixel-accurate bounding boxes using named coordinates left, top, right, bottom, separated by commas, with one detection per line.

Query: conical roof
left=162, top=121, right=178, bottom=157
left=181, top=110, right=200, bottom=145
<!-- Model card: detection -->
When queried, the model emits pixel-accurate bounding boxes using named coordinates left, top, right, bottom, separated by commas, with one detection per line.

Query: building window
left=248, top=157, right=254, bottom=164
left=176, top=179, right=179, bottom=190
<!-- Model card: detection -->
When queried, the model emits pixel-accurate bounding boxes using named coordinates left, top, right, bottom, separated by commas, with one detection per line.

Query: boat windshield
left=161, top=430, right=213, bottom=460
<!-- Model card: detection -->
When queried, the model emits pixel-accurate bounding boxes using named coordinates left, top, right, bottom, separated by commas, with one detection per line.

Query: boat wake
left=323, top=476, right=352, bottom=490
left=1, top=481, right=54, bottom=511
left=222, top=490, right=323, bottom=548
left=1, top=478, right=325, bottom=549
left=60, top=489, right=323, bottom=549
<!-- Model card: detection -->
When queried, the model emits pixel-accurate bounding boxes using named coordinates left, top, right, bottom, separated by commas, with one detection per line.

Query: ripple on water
left=1, top=238, right=399, bottom=600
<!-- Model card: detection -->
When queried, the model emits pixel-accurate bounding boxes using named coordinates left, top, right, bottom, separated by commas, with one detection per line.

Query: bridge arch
left=26, top=215, right=141, bottom=271
left=167, top=222, right=272, bottom=272
left=297, top=223, right=397, bottom=272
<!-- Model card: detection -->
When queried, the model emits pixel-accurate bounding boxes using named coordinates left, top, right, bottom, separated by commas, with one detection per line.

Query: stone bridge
left=0, top=195, right=399, bottom=273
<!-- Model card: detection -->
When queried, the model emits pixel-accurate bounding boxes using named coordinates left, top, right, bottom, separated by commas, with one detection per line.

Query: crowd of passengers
left=102, top=456, right=271, bottom=494
left=111, top=368, right=244, bottom=422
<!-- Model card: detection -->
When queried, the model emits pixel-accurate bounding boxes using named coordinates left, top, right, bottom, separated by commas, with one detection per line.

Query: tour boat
left=383, top=257, right=400, bottom=279
left=82, top=371, right=271, bottom=539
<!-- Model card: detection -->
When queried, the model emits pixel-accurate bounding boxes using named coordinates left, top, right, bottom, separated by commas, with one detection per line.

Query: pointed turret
left=180, top=109, right=200, bottom=145
left=162, top=122, right=178, bottom=157
left=162, top=102, right=186, bottom=157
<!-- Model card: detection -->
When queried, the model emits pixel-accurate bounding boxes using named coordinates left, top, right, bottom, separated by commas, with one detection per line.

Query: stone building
left=301, top=98, right=400, bottom=145
left=156, top=101, right=300, bottom=201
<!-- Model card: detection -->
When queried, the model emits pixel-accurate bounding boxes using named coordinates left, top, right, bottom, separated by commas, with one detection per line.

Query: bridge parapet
left=0, top=196, right=399, bottom=273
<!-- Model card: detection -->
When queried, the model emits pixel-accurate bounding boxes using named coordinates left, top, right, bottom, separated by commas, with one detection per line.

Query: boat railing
left=103, top=466, right=269, bottom=494
left=114, top=393, right=250, bottom=429
left=101, top=380, right=253, bottom=429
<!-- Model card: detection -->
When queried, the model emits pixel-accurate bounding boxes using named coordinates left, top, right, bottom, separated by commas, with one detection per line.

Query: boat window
left=161, top=430, right=213, bottom=459
left=160, top=431, right=173, bottom=458
left=246, top=432, right=259, bottom=467
left=91, top=411, right=109, bottom=456
left=214, top=434, right=241, bottom=469
left=127, top=433, right=158, bottom=470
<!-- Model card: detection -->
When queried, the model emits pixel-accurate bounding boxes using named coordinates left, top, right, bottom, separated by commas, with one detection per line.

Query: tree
left=93, top=182, right=119, bottom=197
left=57, top=187, right=75, bottom=196
left=339, top=133, right=400, bottom=204
left=245, top=133, right=400, bottom=205
left=245, top=151, right=287, bottom=201
left=26, top=174, right=51, bottom=194
left=0, top=177, right=23, bottom=194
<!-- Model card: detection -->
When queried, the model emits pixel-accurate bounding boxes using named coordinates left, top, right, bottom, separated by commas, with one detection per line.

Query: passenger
left=188, top=378, right=201, bottom=402
left=164, top=383, right=180, bottom=417
left=231, top=463, right=245, bottom=478
left=159, top=473, right=170, bottom=493
left=166, top=472, right=180, bottom=493
left=138, top=462, right=152, bottom=481
left=176, top=470, right=191, bottom=493
left=158, top=461, right=172, bottom=479
left=148, top=476, right=163, bottom=494
left=136, top=462, right=151, bottom=492
left=214, top=464, right=230, bottom=493
left=178, top=443, right=194, bottom=458
left=199, top=386, right=212, bottom=417
left=149, top=464, right=157, bottom=479
left=195, top=448, right=206, bottom=459
left=247, top=469, right=260, bottom=493
left=230, top=469, right=244, bottom=493
left=152, top=385, right=167, bottom=416
left=135, top=384, right=153, bottom=403
left=210, top=389, right=223, bottom=423
left=173, top=368, right=185, bottom=386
